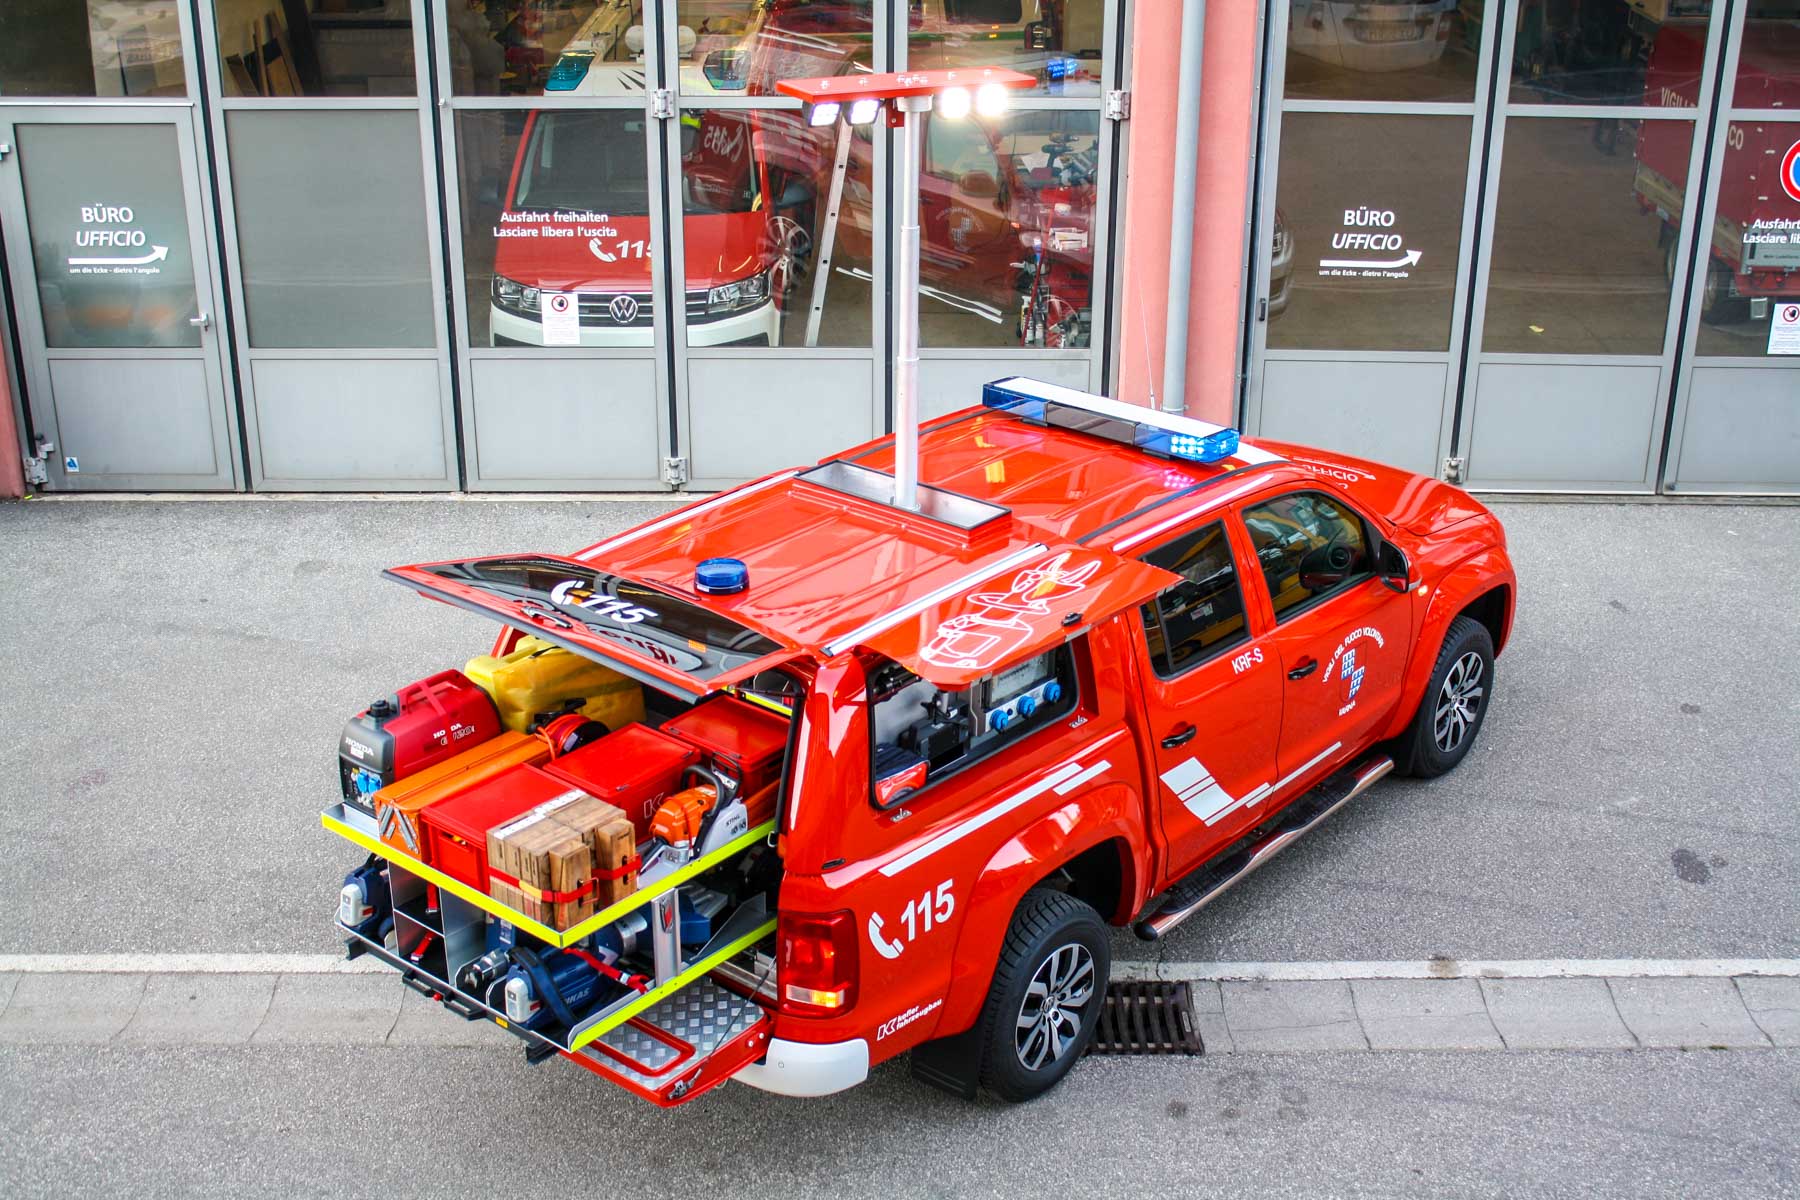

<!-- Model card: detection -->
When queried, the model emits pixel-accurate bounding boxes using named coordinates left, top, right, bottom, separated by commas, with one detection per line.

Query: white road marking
left=0, top=954, right=387, bottom=975
left=1, top=954, right=1793, bottom=981
left=1112, top=958, right=1800, bottom=982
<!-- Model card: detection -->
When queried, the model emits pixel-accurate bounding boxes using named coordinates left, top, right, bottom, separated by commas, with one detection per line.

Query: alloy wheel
left=1015, top=943, right=1096, bottom=1071
left=1433, top=651, right=1485, bottom=753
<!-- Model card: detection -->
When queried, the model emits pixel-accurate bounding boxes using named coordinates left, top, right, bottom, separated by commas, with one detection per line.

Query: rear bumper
left=732, top=1035, right=869, bottom=1098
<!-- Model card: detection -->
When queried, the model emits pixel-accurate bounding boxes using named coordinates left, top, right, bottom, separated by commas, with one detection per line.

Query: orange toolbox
left=373, top=731, right=550, bottom=858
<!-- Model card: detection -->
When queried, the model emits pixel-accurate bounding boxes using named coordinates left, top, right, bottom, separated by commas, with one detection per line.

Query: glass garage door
left=1250, top=0, right=1792, bottom=494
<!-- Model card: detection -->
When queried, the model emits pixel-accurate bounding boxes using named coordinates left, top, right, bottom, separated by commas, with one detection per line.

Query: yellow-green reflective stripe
left=322, top=809, right=775, bottom=949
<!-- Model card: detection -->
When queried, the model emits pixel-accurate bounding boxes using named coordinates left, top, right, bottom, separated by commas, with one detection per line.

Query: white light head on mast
left=936, top=86, right=972, bottom=120
left=975, top=82, right=1010, bottom=117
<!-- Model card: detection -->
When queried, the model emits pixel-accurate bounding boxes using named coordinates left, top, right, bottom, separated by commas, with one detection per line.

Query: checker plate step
left=585, top=976, right=764, bottom=1090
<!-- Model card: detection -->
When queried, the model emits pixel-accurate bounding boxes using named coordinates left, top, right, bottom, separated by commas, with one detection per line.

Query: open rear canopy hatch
left=385, top=554, right=798, bottom=700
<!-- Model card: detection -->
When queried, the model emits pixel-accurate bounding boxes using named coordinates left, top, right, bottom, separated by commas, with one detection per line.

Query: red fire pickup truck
left=325, top=377, right=1514, bottom=1105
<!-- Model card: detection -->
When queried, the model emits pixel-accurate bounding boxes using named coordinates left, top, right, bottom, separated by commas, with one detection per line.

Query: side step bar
left=1134, top=755, right=1395, bottom=941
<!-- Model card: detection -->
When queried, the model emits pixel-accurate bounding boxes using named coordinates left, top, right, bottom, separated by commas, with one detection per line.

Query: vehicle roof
left=575, top=404, right=1314, bottom=665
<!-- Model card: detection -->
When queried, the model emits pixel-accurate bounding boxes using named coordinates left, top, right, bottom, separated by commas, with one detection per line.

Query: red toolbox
left=661, top=696, right=790, bottom=797
left=420, top=765, right=586, bottom=893
left=338, top=669, right=500, bottom=816
left=542, top=723, right=701, bottom=843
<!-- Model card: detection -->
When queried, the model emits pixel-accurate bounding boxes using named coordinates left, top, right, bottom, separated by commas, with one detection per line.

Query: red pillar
left=0, top=339, right=25, bottom=499
left=1116, top=2, right=1261, bottom=427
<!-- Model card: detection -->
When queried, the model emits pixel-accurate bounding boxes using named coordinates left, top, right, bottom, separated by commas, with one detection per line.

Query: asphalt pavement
left=0, top=496, right=1794, bottom=961
left=3, top=1042, right=1794, bottom=1199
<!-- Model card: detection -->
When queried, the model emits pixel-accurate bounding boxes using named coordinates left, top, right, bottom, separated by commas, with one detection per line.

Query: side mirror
left=958, top=169, right=1001, bottom=199
left=1378, top=540, right=1411, bottom=593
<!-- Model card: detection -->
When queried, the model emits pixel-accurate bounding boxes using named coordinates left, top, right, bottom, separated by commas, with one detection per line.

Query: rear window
left=411, top=556, right=781, bottom=681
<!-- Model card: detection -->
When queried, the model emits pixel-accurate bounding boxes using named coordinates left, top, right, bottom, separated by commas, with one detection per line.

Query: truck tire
left=976, top=889, right=1109, bottom=1102
left=1395, top=615, right=1494, bottom=779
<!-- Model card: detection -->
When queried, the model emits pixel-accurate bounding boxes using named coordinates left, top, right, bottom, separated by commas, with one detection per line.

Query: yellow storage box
left=465, top=637, right=647, bottom=735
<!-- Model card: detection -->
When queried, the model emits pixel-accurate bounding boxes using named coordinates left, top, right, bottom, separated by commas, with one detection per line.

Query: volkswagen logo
left=608, top=294, right=640, bottom=324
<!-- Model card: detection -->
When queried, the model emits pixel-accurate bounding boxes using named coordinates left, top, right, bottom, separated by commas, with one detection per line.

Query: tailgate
left=384, top=553, right=795, bottom=700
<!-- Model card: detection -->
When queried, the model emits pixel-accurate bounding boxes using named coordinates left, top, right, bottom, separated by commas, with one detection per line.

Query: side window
left=1137, top=521, right=1251, bottom=678
left=866, top=644, right=1077, bottom=809
left=1241, top=491, right=1372, bottom=622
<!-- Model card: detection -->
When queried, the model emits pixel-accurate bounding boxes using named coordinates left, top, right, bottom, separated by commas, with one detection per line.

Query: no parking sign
left=1782, top=138, right=1800, bottom=204
left=1772, top=302, right=1800, bottom=356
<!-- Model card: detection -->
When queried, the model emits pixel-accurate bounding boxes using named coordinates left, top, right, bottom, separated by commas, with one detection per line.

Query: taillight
left=778, top=909, right=859, bottom=1016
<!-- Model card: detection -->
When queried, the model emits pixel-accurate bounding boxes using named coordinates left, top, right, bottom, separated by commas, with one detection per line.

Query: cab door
left=1236, top=489, right=1413, bottom=793
left=1132, top=517, right=1284, bottom=879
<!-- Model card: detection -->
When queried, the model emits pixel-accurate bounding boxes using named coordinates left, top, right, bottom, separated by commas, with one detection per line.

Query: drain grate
left=1087, top=980, right=1204, bottom=1056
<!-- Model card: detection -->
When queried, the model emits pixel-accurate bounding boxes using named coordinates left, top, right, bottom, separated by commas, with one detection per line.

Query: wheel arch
left=1384, top=550, right=1515, bottom=741
left=929, top=783, right=1145, bottom=1040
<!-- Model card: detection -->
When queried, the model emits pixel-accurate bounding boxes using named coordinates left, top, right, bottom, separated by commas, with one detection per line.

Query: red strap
left=488, top=867, right=595, bottom=904
left=565, top=948, right=650, bottom=994
left=592, top=855, right=640, bottom=882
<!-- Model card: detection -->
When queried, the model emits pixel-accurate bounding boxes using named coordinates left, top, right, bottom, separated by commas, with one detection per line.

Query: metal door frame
left=195, top=0, right=459, bottom=491
left=1453, top=1, right=1729, bottom=493
left=0, top=97, right=240, bottom=491
left=895, top=0, right=1126, bottom=401
left=1661, top=0, right=1800, bottom=496
left=1244, top=0, right=1498, bottom=481
left=665, top=0, right=891, bottom=492
left=434, top=1, right=673, bottom=492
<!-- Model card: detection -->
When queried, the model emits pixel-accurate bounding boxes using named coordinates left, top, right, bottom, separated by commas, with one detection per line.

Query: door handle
left=189, top=313, right=211, bottom=330
left=1287, top=658, right=1318, bottom=680
left=1161, top=723, right=1197, bottom=750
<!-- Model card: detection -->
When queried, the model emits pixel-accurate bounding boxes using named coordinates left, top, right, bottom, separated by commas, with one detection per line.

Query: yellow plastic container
left=465, top=637, right=647, bottom=735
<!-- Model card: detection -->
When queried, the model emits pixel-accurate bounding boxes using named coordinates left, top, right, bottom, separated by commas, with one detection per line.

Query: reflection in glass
left=676, top=0, right=873, bottom=96
left=457, top=110, right=654, bottom=348
left=1508, top=0, right=1710, bottom=107
left=1267, top=113, right=1472, bottom=353
left=227, top=110, right=436, bottom=348
left=0, top=1, right=187, bottom=97
left=448, top=1, right=648, bottom=96
left=1734, top=3, right=1800, bottom=109
left=1283, top=0, right=1476, bottom=104
left=17, top=124, right=199, bottom=347
left=906, top=0, right=1107, bottom=96
left=213, top=0, right=415, bottom=97
left=680, top=111, right=871, bottom=348
left=847, top=109, right=1100, bottom=349
left=1481, top=117, right=1692, bottom=355
left=1695, top=120, right=1800, bottom=358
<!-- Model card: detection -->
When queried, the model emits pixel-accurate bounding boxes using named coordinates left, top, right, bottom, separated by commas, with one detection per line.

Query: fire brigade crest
left=1323, top=625, right=1385, bottom=717
left=919, top=551, right=1099, bottom=671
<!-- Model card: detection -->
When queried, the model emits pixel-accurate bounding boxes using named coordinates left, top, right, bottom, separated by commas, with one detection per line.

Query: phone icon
left=867, top=912, right=905, bottom=960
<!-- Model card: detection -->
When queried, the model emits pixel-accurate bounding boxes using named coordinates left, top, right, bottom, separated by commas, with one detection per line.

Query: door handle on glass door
left=1161, top=723, right=1197, bottom=750
left=1287, top=658, right=1318, bottom=680
left=189, top=313, right=211, bottom=330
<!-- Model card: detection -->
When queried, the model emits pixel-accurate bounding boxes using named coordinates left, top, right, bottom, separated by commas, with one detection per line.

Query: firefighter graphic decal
left=920, top=551, right=1100, bottom=671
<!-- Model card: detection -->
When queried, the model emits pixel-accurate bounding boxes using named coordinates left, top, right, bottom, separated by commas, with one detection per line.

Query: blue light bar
left=982, top=377, right=1263, bottom=466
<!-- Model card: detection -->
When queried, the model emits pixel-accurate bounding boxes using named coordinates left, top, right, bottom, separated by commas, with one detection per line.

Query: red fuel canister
left=338, top=670, right=501, bottom=816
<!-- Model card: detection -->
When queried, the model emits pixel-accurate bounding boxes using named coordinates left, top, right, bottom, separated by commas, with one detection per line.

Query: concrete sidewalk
left=2, top=959, right=1793, bottom=1053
